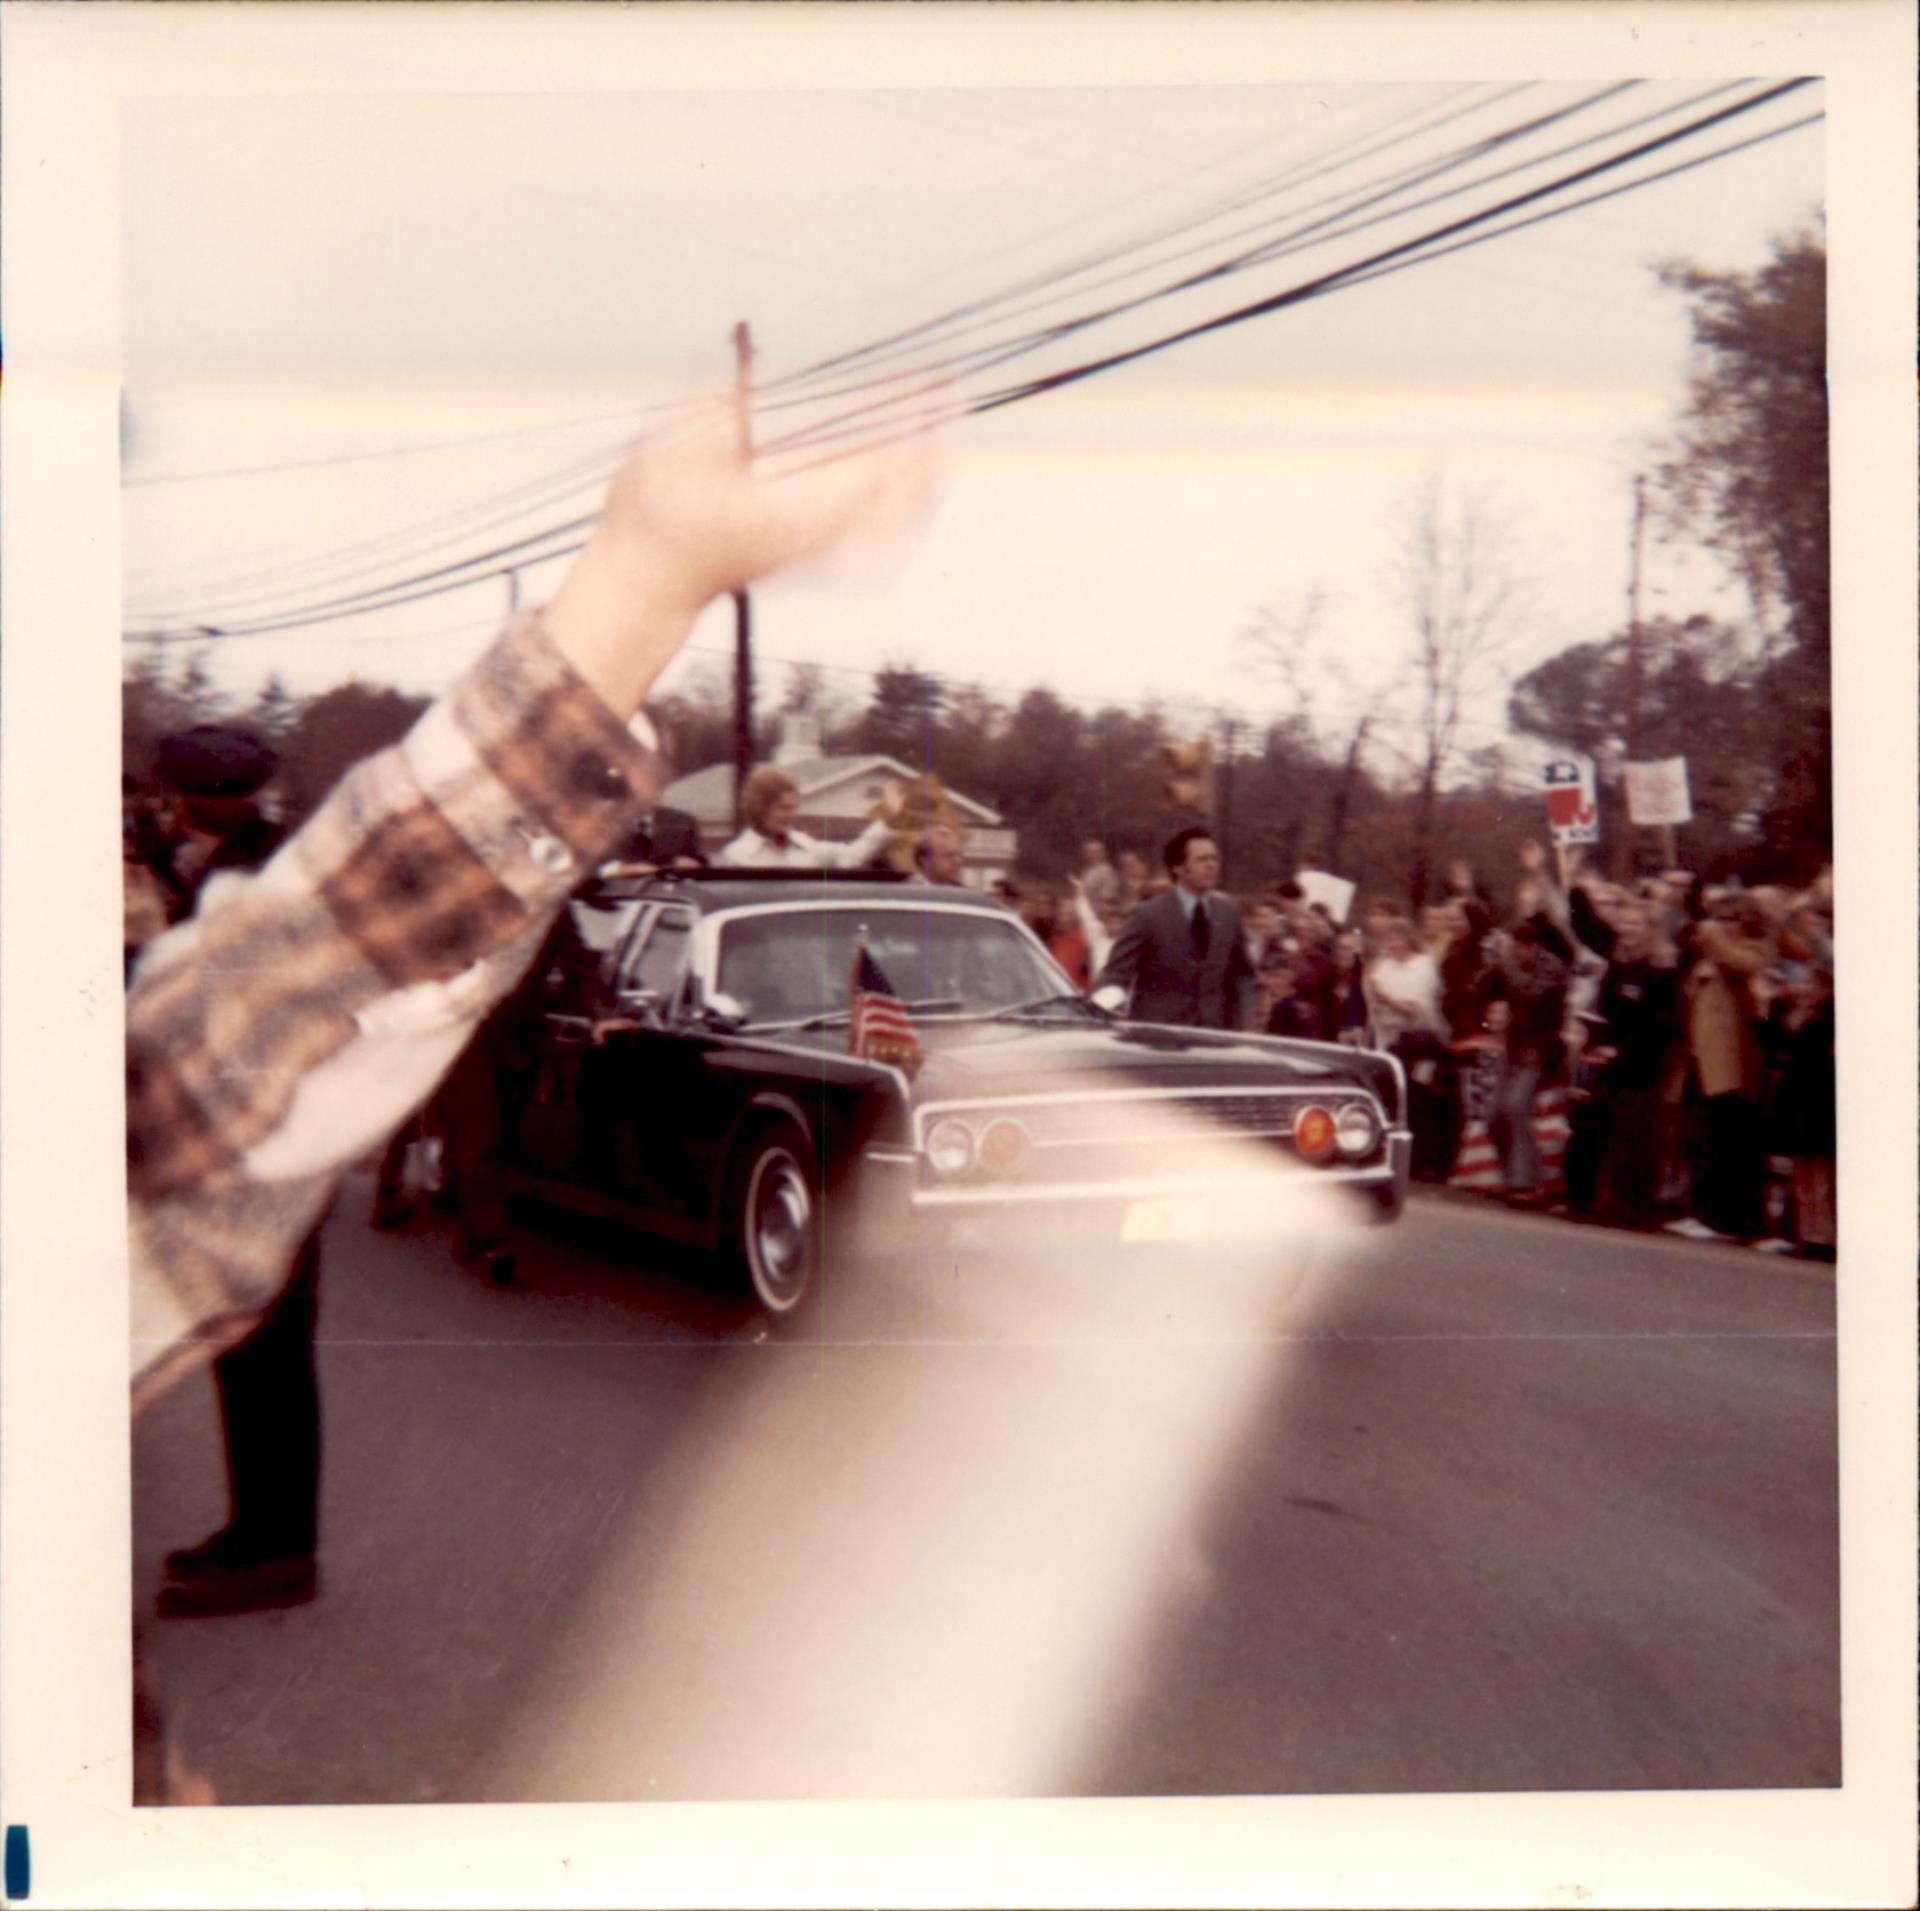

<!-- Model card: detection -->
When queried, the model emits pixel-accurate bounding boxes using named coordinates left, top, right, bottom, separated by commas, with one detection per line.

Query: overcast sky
left=119, top=78, right=1824, bottom=775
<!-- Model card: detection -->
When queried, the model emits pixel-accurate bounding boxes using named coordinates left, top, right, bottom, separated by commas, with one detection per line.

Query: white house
left=663, top=714, right=1017, bottom=888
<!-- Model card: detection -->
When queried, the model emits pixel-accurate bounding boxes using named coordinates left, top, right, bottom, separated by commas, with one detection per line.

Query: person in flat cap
left=147, top=722, right=325, bottom=1617
left=153, top=724, right=287, bottom=923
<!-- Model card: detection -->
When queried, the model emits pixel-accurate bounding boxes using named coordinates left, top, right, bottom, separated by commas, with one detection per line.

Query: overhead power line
left=127, top=85, right=1521, bottom=620
left=964, top=79, right=1817, bottom=419
left=1329, top=109, right=1826, bottom=298
left=749, top=76, right=1744, bottom=446
left=126, top=85, right=1568, bottom=623
left=122, top=392, right=695, bottom=489
left=752, top=78, right=1745, bottom=464
left=126, top=80, right=1819, bottom=646
left=754, top=86, right=1822, bottom=477
left=742, top=88, right=1583, bottom=448
left=755, top=82, right=1524, bottom=407
left=126, top=432, right=632, bottom=621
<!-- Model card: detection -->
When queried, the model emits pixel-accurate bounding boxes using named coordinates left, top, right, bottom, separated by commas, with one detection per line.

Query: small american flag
left=848, top=941, right=924, bottom=1075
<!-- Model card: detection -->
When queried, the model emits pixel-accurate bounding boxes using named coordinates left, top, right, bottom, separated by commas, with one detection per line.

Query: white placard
left=1624, top=756, right=1693, bottom=827
left=1294, top=868, right=1356, bottom=924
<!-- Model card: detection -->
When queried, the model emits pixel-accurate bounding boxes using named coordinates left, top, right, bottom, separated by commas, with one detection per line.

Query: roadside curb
left=1404, top=1181, right=1837, bottom=1270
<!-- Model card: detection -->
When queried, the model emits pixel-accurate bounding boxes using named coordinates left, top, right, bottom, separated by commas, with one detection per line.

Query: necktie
left=1190, top=898, right=1211, bottom=959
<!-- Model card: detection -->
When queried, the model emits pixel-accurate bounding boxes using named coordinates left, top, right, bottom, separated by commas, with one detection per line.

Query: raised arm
left=129, top=421, right=930, bottom=1412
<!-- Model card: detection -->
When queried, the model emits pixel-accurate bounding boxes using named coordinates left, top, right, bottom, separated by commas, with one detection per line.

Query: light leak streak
left=482, top=1089, right=1361, bottom=1801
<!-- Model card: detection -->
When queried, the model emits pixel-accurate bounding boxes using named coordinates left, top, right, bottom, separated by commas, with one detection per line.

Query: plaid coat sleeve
left=127, top=614, right=661, bottom=1409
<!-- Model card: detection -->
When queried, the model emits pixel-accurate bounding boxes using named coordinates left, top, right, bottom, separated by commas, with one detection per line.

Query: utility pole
left=731, top=320, right=756, bottom=833
left=1621, top=472, right=1646, bottom=878
left=1217, top=716, right=1239, bottom=870
left=505, top=567, right=520, bottom=617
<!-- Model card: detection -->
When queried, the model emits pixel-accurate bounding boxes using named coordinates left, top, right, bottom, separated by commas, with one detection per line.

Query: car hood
left=763, top=1016, right=1370, bottom=1102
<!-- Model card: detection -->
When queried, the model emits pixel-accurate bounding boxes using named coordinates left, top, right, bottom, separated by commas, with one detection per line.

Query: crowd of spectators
left=1002, top=835, right=1836, bottom=1260
left=126, top=750, right=1838, bottom=1265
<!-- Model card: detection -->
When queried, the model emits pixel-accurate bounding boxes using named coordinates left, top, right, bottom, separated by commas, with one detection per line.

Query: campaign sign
left=1295, top=868, right=1357, bottom=925
left=1542, top=755, right=1600, bottom=844
left=1624, top=756, right=1692, bottom=827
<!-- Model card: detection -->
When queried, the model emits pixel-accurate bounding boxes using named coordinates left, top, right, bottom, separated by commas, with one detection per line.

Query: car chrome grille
left=916, top=1087, right=1382, bottom=1183
left=1007, top=1091, right=1309, bottom=1145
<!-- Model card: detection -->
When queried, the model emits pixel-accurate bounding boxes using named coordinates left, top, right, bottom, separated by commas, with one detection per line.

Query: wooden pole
left=1217, top=716, right=1238, bottom=866
left=1621, top=473, right=1646, bottom=877
left=731, top=321, right=755, bottom=833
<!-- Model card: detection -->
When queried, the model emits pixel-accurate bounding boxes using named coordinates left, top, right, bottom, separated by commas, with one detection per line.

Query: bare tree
left=1239, top=580, right=1386, bottom=870
left=1386, top=472, right=1524, bottom=907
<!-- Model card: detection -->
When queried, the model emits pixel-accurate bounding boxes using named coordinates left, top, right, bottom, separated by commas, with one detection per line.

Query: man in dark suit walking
left=1096, top=826, right=1257, bottom=1031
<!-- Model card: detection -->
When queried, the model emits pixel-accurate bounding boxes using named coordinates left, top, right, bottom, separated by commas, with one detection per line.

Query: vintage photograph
left=3, top=4, right=1913, bottom=1906
left=119, top=69, right=1841, bottom=1794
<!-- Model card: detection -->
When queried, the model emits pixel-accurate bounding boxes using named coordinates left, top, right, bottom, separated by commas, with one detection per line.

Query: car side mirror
left=1090, top=984, right=1128, bottom=1016
left=702, top=991, right=748, bottom=1034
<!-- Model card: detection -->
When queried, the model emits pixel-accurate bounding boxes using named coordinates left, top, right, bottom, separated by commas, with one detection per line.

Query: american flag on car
left=848, top=941, right=924, bottom=1075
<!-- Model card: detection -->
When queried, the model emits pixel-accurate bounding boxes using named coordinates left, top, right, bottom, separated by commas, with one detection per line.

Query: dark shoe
left=162, top=1526, right=245, bottom=1581
left=157, top=1553, right=318, bottom=1619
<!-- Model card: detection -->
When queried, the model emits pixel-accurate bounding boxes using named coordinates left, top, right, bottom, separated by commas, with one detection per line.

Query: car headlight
left=926, top=1118, right=976, bottom=1178
left=1334, top=1100, right=1380, bottom=1158
left=977, top=1118, right=1031, bottom=1178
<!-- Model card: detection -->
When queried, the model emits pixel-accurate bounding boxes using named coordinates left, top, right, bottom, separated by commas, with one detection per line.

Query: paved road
left=132, top=1177, right=1838, bottom=1804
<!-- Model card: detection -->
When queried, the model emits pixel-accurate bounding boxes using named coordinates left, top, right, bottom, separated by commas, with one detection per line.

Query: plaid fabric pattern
left=128, top=614, right=659, bottom=1401
left=316, top=797, right=529, bottom=987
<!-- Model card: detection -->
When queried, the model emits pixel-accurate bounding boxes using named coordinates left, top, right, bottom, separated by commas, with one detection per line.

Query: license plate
left=1122, top=1195, right=1211, bottom=1243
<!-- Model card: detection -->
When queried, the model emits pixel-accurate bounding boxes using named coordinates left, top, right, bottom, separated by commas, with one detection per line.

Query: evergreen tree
left=855, top=665, right=945, bottom=768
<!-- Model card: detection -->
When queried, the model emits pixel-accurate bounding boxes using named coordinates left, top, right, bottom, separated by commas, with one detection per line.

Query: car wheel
left=727, top=1119, right=820, bottom=1314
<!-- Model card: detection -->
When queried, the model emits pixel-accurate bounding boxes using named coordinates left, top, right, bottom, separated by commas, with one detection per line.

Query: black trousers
left=1395, top=1037, right=1460, bottom=1182
left=1694, top=1092, right=1766, bottom=1241
left=1563, top=1092, right=1606, bottom=1214
left=208, top=1227, right=322, bottom=1559
left=1567, top=1082, right=1665, bottom=1223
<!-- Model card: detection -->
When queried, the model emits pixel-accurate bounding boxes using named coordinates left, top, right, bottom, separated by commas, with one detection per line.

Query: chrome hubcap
left=749, top=1149, right=812, bottom=1306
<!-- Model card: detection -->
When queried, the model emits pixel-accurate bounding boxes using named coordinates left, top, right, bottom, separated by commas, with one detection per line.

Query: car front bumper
left=854, top=1126, right=1412, bottom=1249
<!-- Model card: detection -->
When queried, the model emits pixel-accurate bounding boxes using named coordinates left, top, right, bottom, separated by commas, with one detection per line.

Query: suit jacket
left=619, top=803, right=703, bottom=867
left=1097, top=888, right=1257, bottom=1031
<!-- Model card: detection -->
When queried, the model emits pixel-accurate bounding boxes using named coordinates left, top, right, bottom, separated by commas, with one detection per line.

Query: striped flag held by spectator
left=849, top=941, right=923, bottom=1076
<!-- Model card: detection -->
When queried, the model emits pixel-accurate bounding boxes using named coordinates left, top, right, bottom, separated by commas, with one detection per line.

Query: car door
left=575, top=903, right=716, bottom=1229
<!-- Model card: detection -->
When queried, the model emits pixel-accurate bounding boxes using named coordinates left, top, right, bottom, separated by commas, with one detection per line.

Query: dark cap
left=155, top=724, right=278, bottom=799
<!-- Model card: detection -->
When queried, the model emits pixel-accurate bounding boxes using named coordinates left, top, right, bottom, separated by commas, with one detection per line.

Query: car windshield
left=715, top=905, right=1078, bottom=1028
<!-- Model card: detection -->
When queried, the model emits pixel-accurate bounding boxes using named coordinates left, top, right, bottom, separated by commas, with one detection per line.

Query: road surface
left=132, top=1175, right=1839, bottom=1804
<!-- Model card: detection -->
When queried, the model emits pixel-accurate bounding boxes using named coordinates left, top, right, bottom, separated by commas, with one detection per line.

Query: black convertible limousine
left=503, top=871, right=1410, bottom=1314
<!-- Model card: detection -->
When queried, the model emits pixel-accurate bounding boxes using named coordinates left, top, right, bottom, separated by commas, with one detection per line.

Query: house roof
left=663, top=755, right=1004, bottom=828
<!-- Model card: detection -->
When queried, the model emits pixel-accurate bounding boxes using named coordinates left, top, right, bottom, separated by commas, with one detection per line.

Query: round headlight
left=1335, top=1101, right=1380, bottom=1158
left=977, top=1118, right=1031, bottom=1178
left=927, top=1118, right=976, bottom=1178
left=1293, top=1103, right=1337, bottom=1162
